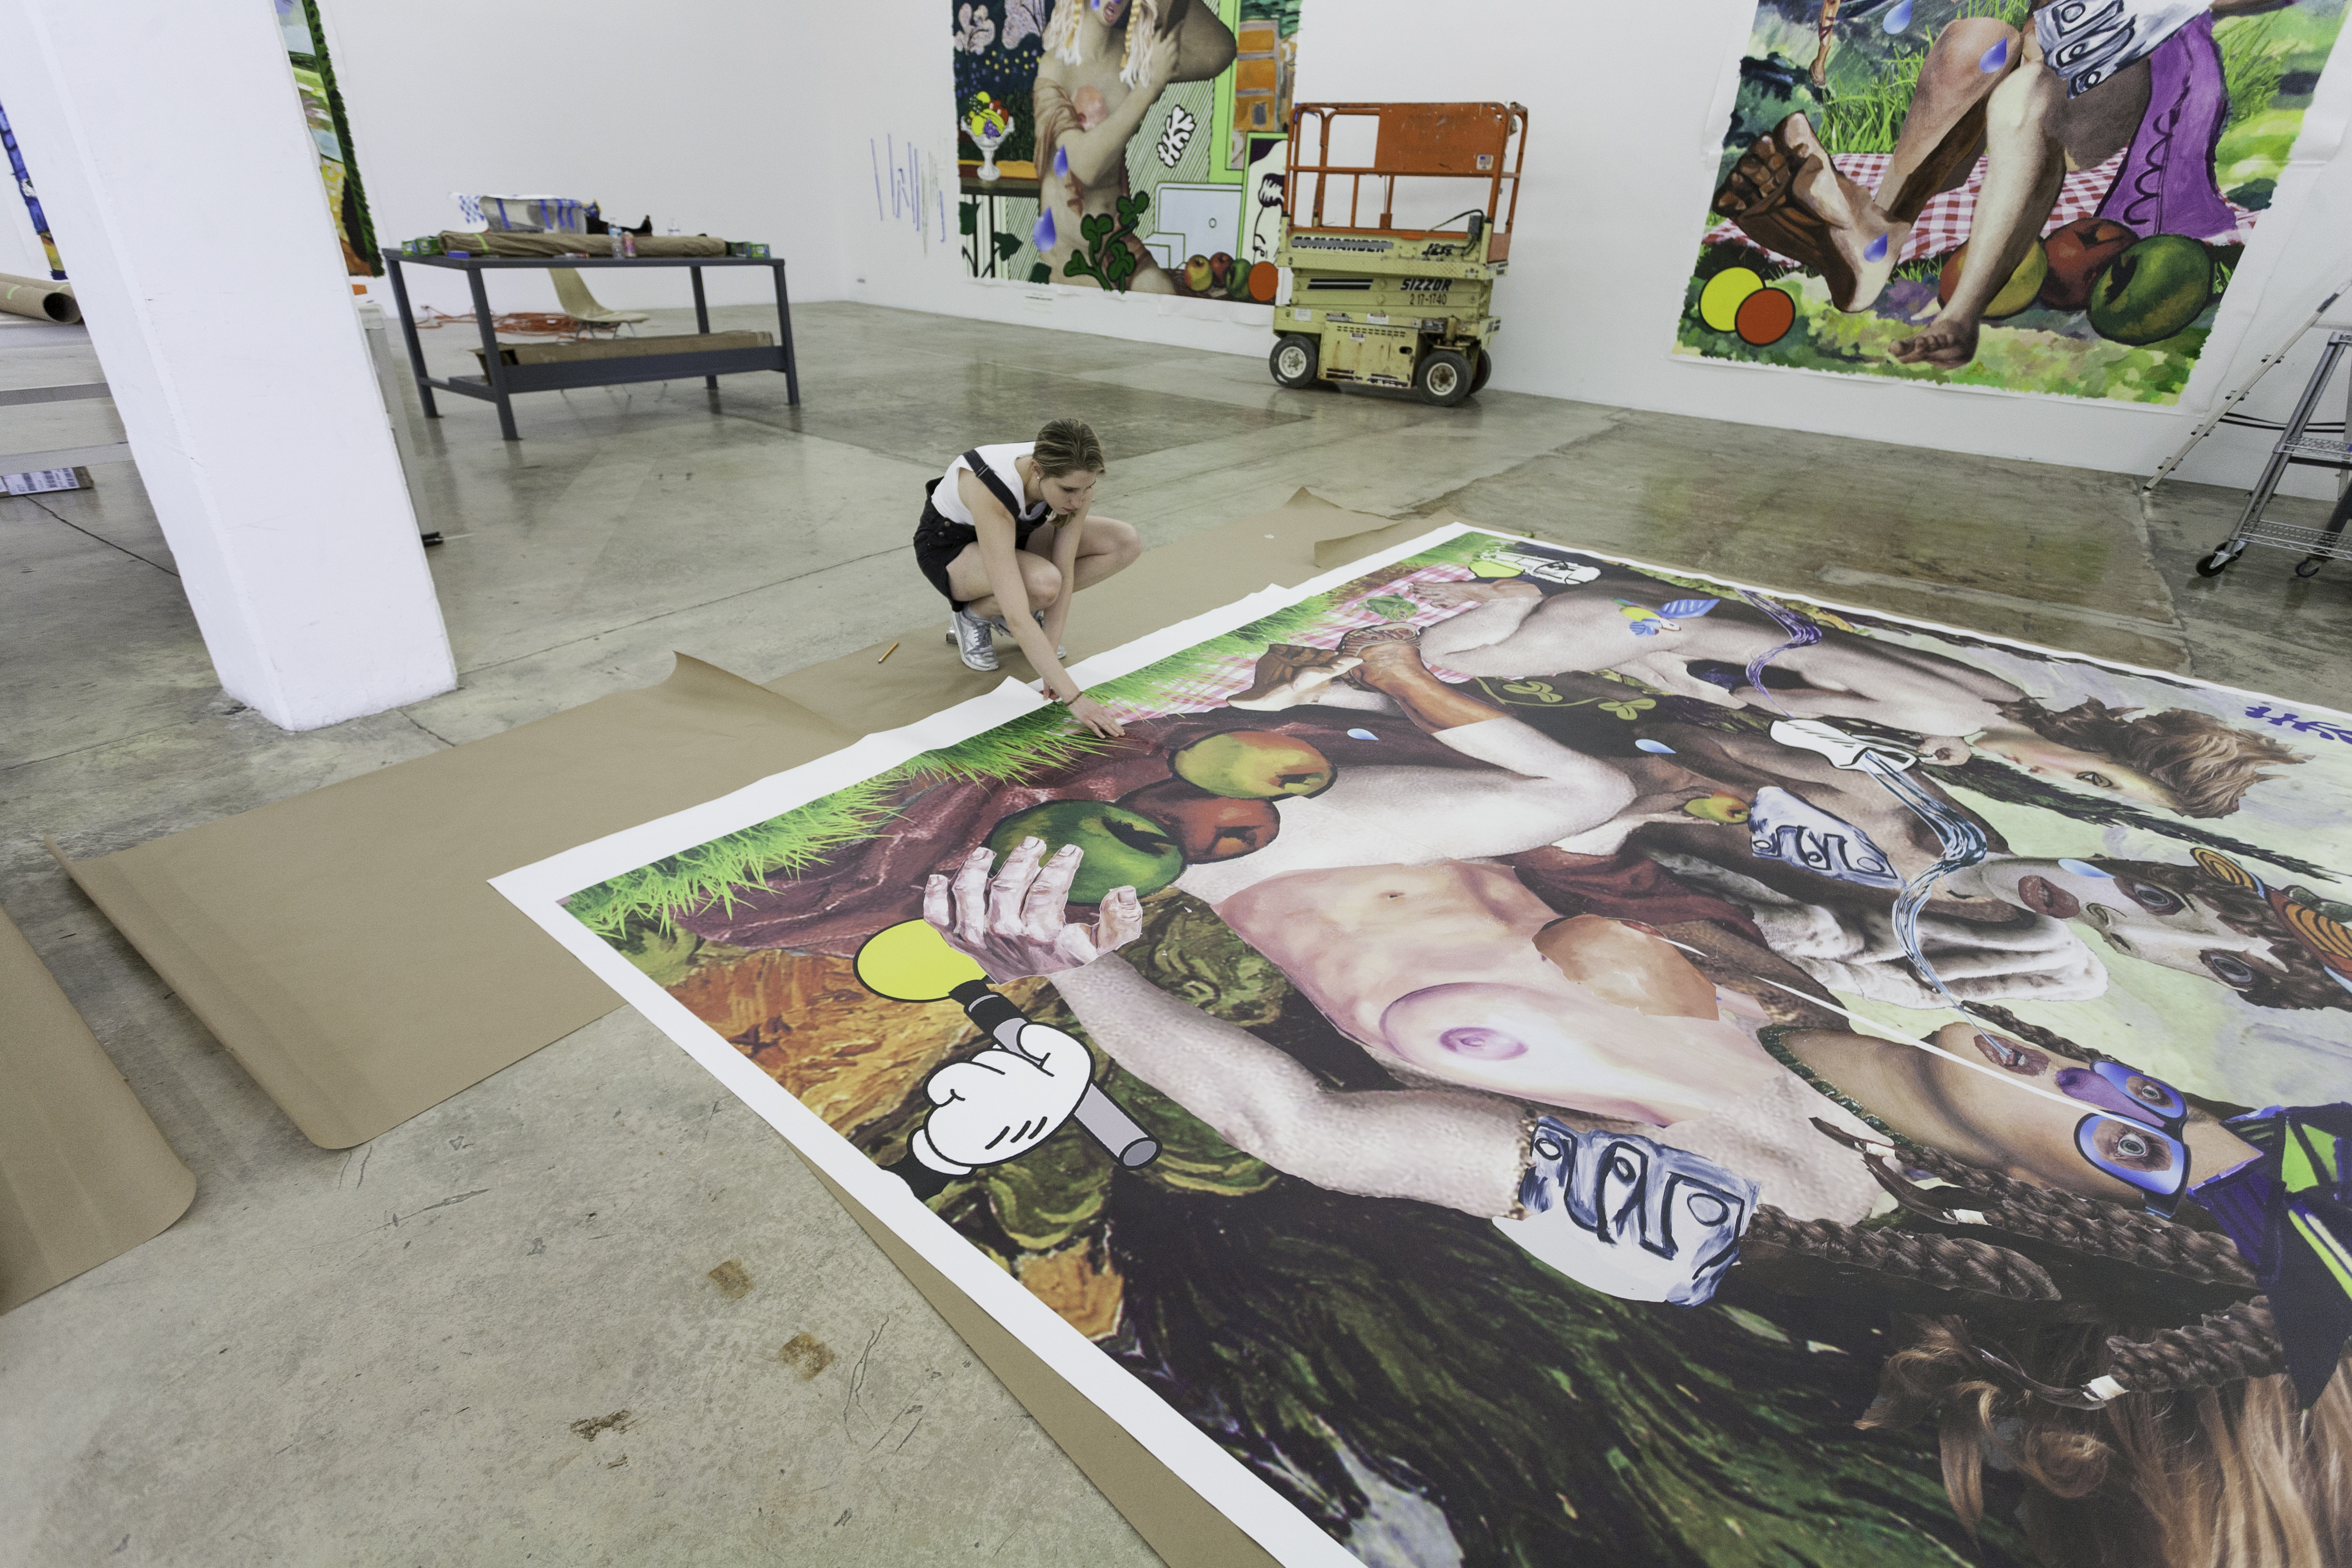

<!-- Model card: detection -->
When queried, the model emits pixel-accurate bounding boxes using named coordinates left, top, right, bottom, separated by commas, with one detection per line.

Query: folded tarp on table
left=437, top=230, right=730, bottom=258
left=0, top=900, right=193, bottom=1314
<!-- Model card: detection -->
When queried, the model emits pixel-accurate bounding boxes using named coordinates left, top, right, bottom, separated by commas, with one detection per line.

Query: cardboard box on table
left=52, top=493, right=1441, bottom=1565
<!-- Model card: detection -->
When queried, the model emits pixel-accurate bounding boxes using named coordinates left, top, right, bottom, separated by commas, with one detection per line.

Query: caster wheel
left=1415, top=348, right=1474, bottom=408
left=2194, top=548, right=2239, bottom=578
left=1270, top=333, right=1320, bottom=390
left=2295, top=556, right=2326, bottom=578
left=1468, top=348, right=1494, bottom=396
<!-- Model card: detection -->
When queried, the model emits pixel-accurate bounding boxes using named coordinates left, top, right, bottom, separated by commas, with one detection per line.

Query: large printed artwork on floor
left=952, top=0, right=1298, bottom=302
left=1681, top=1, right=2348, bottom=402
left=503, top=527, right=2352, bottom=1566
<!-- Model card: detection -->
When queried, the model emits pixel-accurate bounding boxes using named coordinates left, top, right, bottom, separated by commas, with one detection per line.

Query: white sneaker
left=951, top=608, right=999, bottom=671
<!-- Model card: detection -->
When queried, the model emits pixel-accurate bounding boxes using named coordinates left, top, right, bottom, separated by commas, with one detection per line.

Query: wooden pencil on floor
left=877, top=641, right=900, bottom=663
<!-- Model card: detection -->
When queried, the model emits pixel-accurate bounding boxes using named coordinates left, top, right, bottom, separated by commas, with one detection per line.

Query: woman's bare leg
left=1067, top=514, right=1143, bottom=591
left=1892, top=63, right=2066, bottom=367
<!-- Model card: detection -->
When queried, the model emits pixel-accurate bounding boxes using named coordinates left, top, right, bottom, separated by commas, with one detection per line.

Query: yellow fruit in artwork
left=1699, top=267, right=1765, bottom=332
left=1937, top=238, right=2050, bottom=320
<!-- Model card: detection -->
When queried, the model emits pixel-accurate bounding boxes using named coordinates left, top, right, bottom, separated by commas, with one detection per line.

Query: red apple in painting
left=2040, top=216, right=2139, bottom=312
left=1118, top=777, right=1279, bottom=863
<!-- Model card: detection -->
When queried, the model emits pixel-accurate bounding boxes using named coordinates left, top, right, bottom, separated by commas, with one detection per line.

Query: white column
left=0, top=0, right=455, bottom=730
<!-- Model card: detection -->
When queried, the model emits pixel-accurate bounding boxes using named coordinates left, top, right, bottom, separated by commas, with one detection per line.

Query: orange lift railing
left=1284, top=102, right=1528, bottom=260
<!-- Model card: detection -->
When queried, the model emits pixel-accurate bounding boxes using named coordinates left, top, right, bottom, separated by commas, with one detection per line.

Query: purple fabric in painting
left=2095, top=14, right=2239, bottom=242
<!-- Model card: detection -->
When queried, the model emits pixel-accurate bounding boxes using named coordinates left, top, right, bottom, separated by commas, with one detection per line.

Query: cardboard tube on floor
left=0, top=272, right=81, bottom=324
left=0, top=902, right=193, bottom=1314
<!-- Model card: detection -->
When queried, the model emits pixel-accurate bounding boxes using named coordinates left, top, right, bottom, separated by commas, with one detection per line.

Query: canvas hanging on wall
left=1678, top=0, right=2348, bottom=403
left=951, top=0, right=1299, bottom=304
left=277, top=0, right=380, bottom=278
left=499, top=523, right=2352, bottom=1565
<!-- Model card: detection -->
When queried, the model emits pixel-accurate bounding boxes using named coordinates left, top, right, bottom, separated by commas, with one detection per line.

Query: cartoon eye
left=2122, top=880, right=2185, bottom=916
left=2126, top=1077, right=2170, bottom=1107
left=2203, top=950, right=2258, bottom=988
left=2094, top=1121, right=2176, bottom=1171
left=2075, top=771, right=2116, bottom=790
left=1686, top=1193, right=1730, bottom=1227
left=1532, top=1135, right=1565, bottom=1161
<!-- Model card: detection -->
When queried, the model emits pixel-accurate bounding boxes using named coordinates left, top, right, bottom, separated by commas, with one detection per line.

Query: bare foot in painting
left=1713, top=116, right=1902, bottom=313
left=1890, top=314, right=1981, bottom=367
left=1228, top=643, right=1361, bottom=711
left=1419, top=578, right=1542, bottom=608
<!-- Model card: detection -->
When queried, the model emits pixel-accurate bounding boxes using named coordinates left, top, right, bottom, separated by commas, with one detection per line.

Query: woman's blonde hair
left=1032, top=418, right=1107, bottom=478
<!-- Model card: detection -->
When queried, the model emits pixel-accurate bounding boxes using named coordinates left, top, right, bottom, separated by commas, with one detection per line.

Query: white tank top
left=932, top=442, right=1050, bottom=528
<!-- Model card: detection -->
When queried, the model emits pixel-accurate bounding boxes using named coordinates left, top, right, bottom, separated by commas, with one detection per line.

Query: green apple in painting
left=983, top=801, right=1186, bottom=902
left=1170, top=731, right=1334, bottom=799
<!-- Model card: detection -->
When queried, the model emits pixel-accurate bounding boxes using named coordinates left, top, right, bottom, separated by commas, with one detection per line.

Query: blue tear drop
left=1031, top=209, right=1058, bottom=251
left=1883, top=0, right=1914, bottom=32
left=1636, top=738, right=1677, bottom=754
left=2057, top=858, right=2112, bottom=879
left=1979, top=36, right=2010, bottom=72
left=1053, top=145, right=1070, bottom=179
left=1347, top=728, right=1378, bottom=741
left=1864, top=233, right=1889, bottom=263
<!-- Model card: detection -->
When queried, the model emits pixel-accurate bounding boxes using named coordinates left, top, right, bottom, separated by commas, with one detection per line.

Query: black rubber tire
left=1468, top=347, right=1494, bottom=395
left=1270, top=333, right=1320, bottom=389
left=2296, top=555, right=2326, bottom=578
left=2194, top=550, right=2236, bottom=577
left=1416, top=348, right=1474, bottom=407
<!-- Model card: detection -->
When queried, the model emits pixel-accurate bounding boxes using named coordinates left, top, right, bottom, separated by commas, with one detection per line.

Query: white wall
left=823, top=0, right=2352, bottom=497
left=321, top=0, right=847, bottom=320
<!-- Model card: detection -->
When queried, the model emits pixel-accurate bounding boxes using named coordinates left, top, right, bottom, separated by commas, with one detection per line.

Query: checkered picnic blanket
left=1701, top=149, right=2257, bottom=266
left=1100, top=563, right=1482, bottom=724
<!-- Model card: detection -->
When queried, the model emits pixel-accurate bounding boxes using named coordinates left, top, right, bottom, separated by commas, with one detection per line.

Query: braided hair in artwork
left=1733, top=1004, right=2347, bottom=1566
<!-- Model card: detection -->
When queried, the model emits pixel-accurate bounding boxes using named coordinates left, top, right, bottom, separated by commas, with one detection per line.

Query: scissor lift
left=1270, top=101, right=1527, bottom=406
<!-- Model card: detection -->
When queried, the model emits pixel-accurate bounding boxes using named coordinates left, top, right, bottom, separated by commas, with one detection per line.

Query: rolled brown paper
left=0, top=272, right=80, bottom=324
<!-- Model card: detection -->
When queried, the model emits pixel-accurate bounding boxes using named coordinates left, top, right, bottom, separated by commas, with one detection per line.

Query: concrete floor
left=4, top=301, right=2349, bottom=1566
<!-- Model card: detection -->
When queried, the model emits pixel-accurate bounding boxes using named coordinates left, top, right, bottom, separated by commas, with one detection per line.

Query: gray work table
left=383, top=252, right=800, bottom=440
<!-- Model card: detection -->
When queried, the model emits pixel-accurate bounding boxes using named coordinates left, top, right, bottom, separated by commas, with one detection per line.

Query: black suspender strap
left=961, top=447, right=1034, bottom=522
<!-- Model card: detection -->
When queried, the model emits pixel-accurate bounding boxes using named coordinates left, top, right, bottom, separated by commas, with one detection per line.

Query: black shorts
left=912, top=500, right=1052, bottom=610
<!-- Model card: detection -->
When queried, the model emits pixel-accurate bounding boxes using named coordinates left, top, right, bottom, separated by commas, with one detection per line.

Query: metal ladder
left=2191, top=327, right=2352, bottom=580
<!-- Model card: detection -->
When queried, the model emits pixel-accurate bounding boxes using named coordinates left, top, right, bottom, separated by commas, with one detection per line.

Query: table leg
left=691, top=265, right=717, bottom=390
left=773, top=262, right=800, bottom=407
left=384, top=258, right=438, bottom=418
left=465, top=264, right=519, bottom=440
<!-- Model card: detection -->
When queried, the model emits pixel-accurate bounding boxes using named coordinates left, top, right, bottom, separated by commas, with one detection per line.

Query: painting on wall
left=499, top=522, right=2352, bottom=1565
left=951, top=0, right=1299, bottom=304
left=277, top=0, right=380, bottom=278
left=1679, top=1, right=2349, bottom=403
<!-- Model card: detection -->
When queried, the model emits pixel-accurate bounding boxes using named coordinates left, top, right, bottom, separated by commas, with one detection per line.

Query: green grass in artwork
left=564, top=708, right=1122, bottom=939
left=572, top=538, right=1504, bottom=940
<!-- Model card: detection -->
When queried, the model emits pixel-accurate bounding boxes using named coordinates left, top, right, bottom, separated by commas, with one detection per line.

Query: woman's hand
left=925, top=839, right=1144, bottom=982
left=1062, top=692, right=1124, bottom=738
left=1137, top=24, right=1180, bottom=90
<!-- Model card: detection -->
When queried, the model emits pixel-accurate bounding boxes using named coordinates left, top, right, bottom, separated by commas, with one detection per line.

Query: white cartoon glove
left=908, top=1018, right=1095, bottom=1175
left=1494, top=1118, right=1759, bottom=1306
left=1768, top=718, right=1917, bottom=773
